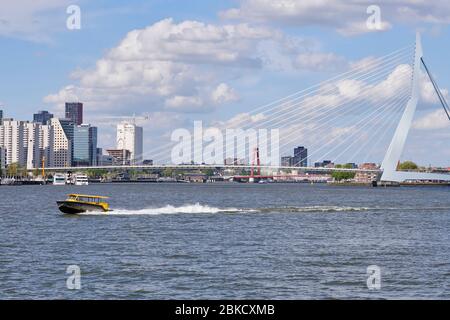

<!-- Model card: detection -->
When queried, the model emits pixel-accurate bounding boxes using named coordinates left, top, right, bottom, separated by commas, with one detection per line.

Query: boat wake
left=77, top=203, right=371, bottom=216
left=78, top=203, right=246, bottom=215
left=258, top=206, right=371, bottom=213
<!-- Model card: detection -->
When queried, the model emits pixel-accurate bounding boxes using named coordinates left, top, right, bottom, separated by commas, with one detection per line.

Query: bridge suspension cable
left=142, top=44, right=415, bottom=167
left=143, top=45, right=414, bottom=164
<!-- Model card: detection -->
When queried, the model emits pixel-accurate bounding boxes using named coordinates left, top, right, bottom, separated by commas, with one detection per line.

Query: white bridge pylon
left=380, top=32, right=450, bottom=183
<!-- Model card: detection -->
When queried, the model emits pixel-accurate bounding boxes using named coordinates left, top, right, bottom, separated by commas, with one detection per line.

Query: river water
left=0, top=183, right=449, bottom=299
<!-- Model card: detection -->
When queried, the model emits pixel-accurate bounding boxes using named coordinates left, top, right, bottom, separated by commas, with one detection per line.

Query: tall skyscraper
left=117, top=122, right=143, bottom=164
left=0, top=109, right=3, bottom=125
left=73, top=124, right=97, bottom=166
left=293, top=146, right=308, bottom=167
left=89, top=126, right=98, bottom=166
left=33, top=110, right=54, bottom=125
left=65, top=102, right=83, bottom=125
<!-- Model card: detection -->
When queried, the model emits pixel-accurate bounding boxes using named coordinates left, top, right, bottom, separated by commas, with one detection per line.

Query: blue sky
left=1, top=0, right=450, bottom=165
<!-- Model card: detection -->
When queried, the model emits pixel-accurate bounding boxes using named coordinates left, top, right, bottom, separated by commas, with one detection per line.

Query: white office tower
left=117, top=122, right=143, bottom=164
left=49, top=118, right=72, bottom=167
left=0, top=119, right=27, bottom=166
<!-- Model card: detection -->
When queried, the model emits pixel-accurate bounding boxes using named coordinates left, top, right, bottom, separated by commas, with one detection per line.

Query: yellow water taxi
left=57, top=194, right=110, bottom=214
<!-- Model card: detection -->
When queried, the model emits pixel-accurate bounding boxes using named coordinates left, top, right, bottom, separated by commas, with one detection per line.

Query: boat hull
left=57, top=201, right=108, bottom=214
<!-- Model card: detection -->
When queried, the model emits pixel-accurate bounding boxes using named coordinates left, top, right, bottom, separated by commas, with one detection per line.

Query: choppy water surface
left=0, top=183, right=449, bottom=299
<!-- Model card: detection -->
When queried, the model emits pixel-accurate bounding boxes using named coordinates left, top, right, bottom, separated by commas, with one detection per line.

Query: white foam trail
left=66, top=205, right=450, bottom=216
left=258, top=206, right=371, bottom=213
left=79, top=203, right=245, bottom=216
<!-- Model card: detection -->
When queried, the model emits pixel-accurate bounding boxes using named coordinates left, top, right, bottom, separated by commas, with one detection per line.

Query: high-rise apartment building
left=49, top=118, right=73, bottom=167
left=0, top=119, right=55, bottom=170
left=0, top=119, right=27, bottom=167
left=117, top=122, right=143, bottom=164
left=65, top=102, right=83, bottom=125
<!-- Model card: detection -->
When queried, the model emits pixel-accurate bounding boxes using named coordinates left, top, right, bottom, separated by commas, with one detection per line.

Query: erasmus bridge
left=43, top=33, right=450, bottom=184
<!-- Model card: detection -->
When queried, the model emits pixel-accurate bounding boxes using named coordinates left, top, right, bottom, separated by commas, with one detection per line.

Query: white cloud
left=229, top=62, right=449, bottom=135
left=165, top=95, right=204, bottom=111
left=419, top=72, right=449, bottom=105
left=294, top=52, right=347, bottom=72
left=221, top=0, right=450, bottom=36
left=413, top=110, right=450, bottom=130
left=211, top=83, right=239, bottom=104
left=212, top=112, right=267, bottom=128
left=44, top=19, right=284, bottom=114
left=107, top=18, right=277, bottom=67
left=45, top=18, right=341, bottom=114
left=0, top=0, right=75, bottom=41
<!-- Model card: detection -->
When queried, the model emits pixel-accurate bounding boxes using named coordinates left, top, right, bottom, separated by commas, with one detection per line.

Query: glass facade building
left=73, top=124, right=97, bottom=166
left=33, top=110, right=54, bottom=124
left=293, top=146, right=308, bottom=167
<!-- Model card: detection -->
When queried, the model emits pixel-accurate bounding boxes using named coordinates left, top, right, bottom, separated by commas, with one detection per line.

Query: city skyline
left=0, top=103, right=149, bottom=170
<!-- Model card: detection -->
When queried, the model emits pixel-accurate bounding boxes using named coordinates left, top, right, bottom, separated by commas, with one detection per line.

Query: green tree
left=6, top=163, right=19, bottom=176
left=332, top=164, right=356, bottom=181
left=240, top=169, right=249, bottom=176
left=398, top=161, right=418, bottom=171
left=162, top=168, right=174, bottom=177
left=86, top=169, right=108, bottom=178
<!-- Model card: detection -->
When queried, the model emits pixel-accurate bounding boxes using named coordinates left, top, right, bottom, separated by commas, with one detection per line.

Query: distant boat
left=57, top=194, right=110, bottom=214
left=74, top=174, right=89, bottom=186
left=53, top=174, right=66, bottom=185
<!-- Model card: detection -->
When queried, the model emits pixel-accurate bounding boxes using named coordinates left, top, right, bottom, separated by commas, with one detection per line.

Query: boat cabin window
left=68, top=195, right=106, bottom=203
left=68, top=194, right=105, bottom=203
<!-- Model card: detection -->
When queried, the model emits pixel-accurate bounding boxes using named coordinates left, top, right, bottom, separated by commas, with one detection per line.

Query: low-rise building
left=97, top=154, right=114, bottom=166
left=183, top=173, right=207, bottom=183
left=315, top=160, right=334, bottom=168
left=143, top=159, right=153, bottom=165
left=106, top=149, right=131, bottom=165
left=224, top=157, right=246, bottom=165
left=281, top=156, right=293, bottom=167
left=354, top=163, right=379, bottom=183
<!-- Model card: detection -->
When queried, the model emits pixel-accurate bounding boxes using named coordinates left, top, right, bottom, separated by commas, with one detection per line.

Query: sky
left=1, top=0, right=450, bottom=166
